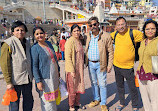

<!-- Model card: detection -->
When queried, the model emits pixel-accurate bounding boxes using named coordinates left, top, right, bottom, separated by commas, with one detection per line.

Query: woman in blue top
left=31, top=27, right=60, bottom=111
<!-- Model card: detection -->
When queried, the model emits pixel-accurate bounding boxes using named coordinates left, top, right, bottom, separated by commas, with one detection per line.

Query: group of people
left=0, top=16, right=158, bottom=111
left=48, top=28, right=70, bottom=61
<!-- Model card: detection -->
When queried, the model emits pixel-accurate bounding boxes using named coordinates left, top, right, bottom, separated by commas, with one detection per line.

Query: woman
left=65, top=24, right=85, bottom=111
left=137, top=20, right=158, bottom=111
left=0, top=21, right=33, bottom=111
left=31, top=27, right=60, bottom=111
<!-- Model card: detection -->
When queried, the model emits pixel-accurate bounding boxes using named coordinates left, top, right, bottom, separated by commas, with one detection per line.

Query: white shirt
left=60, top=32, right=69, bottom=40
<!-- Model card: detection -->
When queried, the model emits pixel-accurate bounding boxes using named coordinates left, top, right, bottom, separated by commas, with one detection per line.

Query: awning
left=35, top=16, right=42, bottom=20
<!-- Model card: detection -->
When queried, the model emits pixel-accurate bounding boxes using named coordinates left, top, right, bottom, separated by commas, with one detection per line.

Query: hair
left=61, top=28, right=65, bottom=32
left=88, top=16, right=99, bottom=24
left=71, top=24, right=81, bottom=33
left=142, top=20, right=158, bottom=38
left=11, top=20, right=28, bottom=32
left=115, top=16, right=127, bottom=24
left=33, top=26, right=45, bottom=36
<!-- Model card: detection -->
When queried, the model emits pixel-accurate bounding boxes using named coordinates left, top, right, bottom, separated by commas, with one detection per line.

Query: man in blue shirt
left=85, top=16, right=114, bottom=111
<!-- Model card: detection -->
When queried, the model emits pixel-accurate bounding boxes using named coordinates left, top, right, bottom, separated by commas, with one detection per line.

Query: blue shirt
left=88, top=32, right=100, bottom=61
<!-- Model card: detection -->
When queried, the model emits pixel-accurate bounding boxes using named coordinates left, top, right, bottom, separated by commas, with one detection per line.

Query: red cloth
left=66, top=72, right=80, bottom=108
left=137, top=66, right=158, bottom=81
left=59, top=39, right=66, bottom=51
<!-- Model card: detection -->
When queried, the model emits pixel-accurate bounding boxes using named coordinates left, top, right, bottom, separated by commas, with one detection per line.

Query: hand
left=107, top=67, right=111, bottom=73
left=7, top=84, right=14, bottom=90
left=71, top=72, right=75, bottom=78
left=37, top=82, right=43, bottom=91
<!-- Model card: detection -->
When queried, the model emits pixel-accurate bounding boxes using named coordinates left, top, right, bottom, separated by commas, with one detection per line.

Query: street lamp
left=43, top=0, right=46, bottom=23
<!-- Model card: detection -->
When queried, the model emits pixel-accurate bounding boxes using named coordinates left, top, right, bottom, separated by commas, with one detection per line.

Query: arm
left=65, top=40, right=75, bottom=73
left=0, top=43, right=13, bottom=89
left=133, top=30, right=144, bottom=43
left=31, top=46, right=41, bottom=83
left=106, top=35, right=114, bottom=73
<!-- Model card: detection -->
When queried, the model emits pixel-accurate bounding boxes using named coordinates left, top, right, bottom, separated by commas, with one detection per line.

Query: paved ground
left=0, top=61, right=144, bottom=111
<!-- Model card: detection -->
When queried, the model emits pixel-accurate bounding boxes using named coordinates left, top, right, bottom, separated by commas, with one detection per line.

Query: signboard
left=77, top=14, right=85, bottom=18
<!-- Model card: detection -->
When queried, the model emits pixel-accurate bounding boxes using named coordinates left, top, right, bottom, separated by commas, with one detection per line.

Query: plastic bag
left=59, top=78, right=68, bottom=98
left=1, top=88, right=18, bottom=106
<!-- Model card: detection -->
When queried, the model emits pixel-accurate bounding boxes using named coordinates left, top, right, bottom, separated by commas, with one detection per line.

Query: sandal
left=115, top=105, right=124, bottom=111
left=133, top=108, right=139, bottom=111
left=68, top=107, right=76, bottom=111
left=75, top=104, right=86, bottom=110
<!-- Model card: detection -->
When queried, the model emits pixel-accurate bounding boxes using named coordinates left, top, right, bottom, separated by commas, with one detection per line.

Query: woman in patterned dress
left=65, top=24, right=85, bottom=111
left=31, top=27, right=60, bottom=111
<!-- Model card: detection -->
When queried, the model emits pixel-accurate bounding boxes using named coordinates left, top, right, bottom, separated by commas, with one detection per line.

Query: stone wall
left=20, top=1, right=63, bottom=21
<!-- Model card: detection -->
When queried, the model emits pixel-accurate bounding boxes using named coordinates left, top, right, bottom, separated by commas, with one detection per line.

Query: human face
left=145, top=23, right=156, bottom=39
left=12, top=25, right=26, bottom=40
left=116, top=19, right=127, bottom=33
left=71, top=27, right=81, bottom=39
left=89, top=20, right=99, bottom=33
left=34, top=29, right=45, bottom=43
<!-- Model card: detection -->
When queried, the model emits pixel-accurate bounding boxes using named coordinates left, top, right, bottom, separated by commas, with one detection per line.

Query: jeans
left=88, top=61, right=107, bottom=105
left=9, top=82, right=34, bottom=111
left=114, top=65, right=139, bottom=108
left=61, top=51, right=65, bottom=60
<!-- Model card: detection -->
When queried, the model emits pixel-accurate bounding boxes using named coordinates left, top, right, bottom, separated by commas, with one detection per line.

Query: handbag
left=152, top=43, right=158, bottom=74
left=59, top=78, right=68, bottom=98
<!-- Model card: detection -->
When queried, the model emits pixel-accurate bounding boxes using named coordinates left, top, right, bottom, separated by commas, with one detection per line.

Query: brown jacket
left=85, top=31, right=114, bottom=72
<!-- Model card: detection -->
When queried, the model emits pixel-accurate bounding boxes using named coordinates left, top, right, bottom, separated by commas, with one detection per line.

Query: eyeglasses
left=89, top=23, right=97, bottom=27
left=145, top=28, right=156, bottom=31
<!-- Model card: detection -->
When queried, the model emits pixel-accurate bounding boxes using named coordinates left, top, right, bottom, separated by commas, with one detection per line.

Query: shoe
left=88, top=100, right=100, bottom=108
left=115, top=105, right=124, bottom=111
left=101, top=105, right=108, bottom=111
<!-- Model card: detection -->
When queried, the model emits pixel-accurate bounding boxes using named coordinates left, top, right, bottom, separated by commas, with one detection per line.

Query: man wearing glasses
left=85, top=16, right=114, bottom=111
left=110, top=17, right=144, bottom=111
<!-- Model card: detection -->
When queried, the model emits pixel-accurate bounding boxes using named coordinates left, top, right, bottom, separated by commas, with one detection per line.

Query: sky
left=153, top=0, right=158, bottom=6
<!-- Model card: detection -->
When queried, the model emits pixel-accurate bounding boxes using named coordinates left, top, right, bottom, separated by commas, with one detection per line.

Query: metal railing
left=50, top=4, right=93, bottom=18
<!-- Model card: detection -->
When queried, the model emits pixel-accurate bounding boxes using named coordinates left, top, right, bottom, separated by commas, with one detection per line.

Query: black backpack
left=113, top=29, right=140, bottom=62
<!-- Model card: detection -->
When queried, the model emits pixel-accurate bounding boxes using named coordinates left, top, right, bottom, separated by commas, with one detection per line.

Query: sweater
left=137, top=37, right=158, bottom=73
left=31, top=41, right=60, bottom=83
left=0, top=36, right=32, bottom=85
left=65, top=37, right=76, bottom=73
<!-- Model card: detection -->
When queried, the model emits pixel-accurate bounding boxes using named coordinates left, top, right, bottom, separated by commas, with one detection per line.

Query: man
left=85, top=16, right=114, bottom=111
left=60, top=28, right=69, bottom=40
left=48, top=29, right=59, bottom=46
left=0, top=21, right=33, bottom=111
left=110, top=17, right=144, bottom=111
